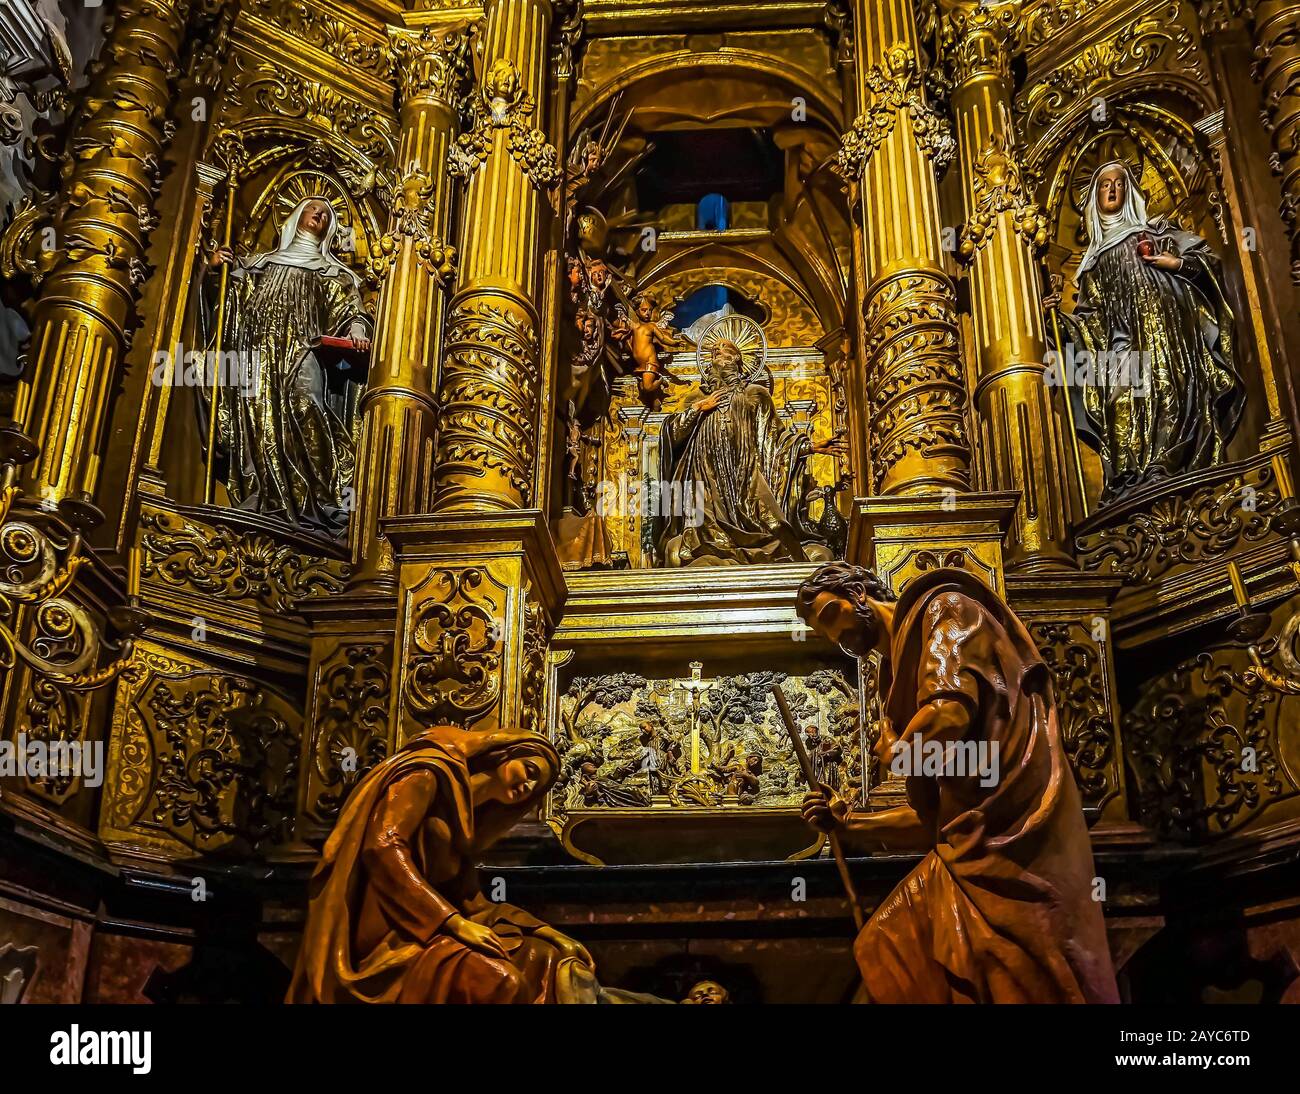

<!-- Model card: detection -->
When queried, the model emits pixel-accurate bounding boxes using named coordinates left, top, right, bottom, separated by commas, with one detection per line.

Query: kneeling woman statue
left=290, top=725, right=638, bottom=1003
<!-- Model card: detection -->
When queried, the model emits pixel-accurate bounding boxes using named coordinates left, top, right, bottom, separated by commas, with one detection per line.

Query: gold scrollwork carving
left=139, top=508, right=349, bottom=613
left=449, top=58, right=561, bottom=190
left=1029, top=620, right=1118, bottom=808
left=228, top=61, right=396, bottom=163
left=248, top=0, right=389, bottom=77
left=404, top=568, right=504, bottom=729
left=1075, top=460, right=1280, bottom=583
left=146, top=673, right=301, bottom=852
left=434, top=296, right=541, bottom=507
left=308, top=642, right=391, bottom=823
left=863, top=271, right=971, bottom=493
left=1018, top=2, right=1206, bottom=132
left=1124, top=642, right=1297, bottom=839
left=835, top=45, right=955, bottom=179
left=958, top=133, right=1051, bottom=262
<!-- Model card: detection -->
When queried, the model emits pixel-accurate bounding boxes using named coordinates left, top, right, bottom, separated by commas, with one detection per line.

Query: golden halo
left=696, top=314, right=767, bottom=377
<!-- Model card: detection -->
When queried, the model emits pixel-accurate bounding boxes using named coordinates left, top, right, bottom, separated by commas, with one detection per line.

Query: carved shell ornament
left=696, top=314, right=768, bottom=389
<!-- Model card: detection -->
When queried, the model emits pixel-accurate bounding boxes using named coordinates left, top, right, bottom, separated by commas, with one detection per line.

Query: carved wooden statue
left=290, top=724, right=638, bottom=1003
left=796, top=563, right=1120, bottom=1003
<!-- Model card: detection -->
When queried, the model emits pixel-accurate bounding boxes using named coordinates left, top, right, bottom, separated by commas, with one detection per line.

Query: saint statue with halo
left=656, top=314, right=843, bottom=566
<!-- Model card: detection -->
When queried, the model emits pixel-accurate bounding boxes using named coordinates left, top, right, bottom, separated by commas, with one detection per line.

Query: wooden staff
left=204, top=166, right=237, bottom=506
left=771, top=683, right=865, bottom=932
left=1046, top=270, right=1090, bottom=520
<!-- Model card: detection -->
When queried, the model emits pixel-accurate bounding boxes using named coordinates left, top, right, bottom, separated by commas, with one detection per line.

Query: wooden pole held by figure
left=771, top=683, right=866, bottom=933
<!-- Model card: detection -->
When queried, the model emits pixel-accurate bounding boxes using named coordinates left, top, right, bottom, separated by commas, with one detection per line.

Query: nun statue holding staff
left=204, top=196, right=371, bottom=536
left=1044, top=161, right=1244, bottom=502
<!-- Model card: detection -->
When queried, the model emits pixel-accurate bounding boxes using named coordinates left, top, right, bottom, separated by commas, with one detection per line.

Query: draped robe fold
left=288, top=727, right=594, bottom=1004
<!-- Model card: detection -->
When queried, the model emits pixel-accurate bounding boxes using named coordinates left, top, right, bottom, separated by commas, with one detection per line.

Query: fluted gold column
left=383, top=0, right=567, bottom=748
left=948, top=2, right=1073, bottom=570
left=840, top=0, right=972, bottom=496
left=12, top=0, right=188, bottom=504
left=1254, top=0, right=1300, bottom=282
left=349, top=24, right=467, bottom=587
left=433, top=0, right=560, bottom=512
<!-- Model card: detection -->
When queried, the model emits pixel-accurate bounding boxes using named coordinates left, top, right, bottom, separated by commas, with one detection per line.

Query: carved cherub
left=610, top=294, right=693, bottom=408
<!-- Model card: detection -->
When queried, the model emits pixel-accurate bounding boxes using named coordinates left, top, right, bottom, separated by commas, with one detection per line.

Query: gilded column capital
left=958, top=132, right=1050, bottom=262
left=834, top=44, right=955, bottom=179
left=448, top=56, right=562, bottom=189
left=386, top=22, right=475, bottom=108
left=944, top=2, right=1021, bottom=88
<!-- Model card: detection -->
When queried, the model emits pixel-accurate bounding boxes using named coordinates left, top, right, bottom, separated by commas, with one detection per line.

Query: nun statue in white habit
left=1045, top=161, right=1244, bottom=502
left=205, top=196, right=371, bottom=536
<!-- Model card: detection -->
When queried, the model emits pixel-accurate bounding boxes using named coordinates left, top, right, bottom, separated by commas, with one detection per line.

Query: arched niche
left=1026, top=82, right=1267, bottom=473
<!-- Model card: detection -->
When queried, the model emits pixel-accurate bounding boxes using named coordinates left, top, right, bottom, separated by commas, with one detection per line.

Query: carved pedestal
left=385, top=511, right=565, bottom=744
left=847, top=492, right=1019, bottom=595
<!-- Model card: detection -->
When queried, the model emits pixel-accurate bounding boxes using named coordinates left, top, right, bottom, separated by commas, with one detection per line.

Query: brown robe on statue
left=288, top=726, right=597, bottom=1004
left=859, top=568, right=1119, bottom=1003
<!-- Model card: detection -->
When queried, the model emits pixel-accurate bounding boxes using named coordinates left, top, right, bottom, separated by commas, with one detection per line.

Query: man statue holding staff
left=795, top=562, right=1119, bottom=1003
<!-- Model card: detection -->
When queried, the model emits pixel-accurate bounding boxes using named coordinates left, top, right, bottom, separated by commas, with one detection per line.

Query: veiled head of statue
left=1080, top=160, right=1154, bottom=275
left=249, top=194, right=362, bottom=287
left=281, top=196, right=338, bottom=247
left=404, top=726, right=558, bottom=850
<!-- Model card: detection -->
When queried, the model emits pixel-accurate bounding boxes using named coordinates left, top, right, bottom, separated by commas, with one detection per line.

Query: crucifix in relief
left=673, top=660, right=713, bottom=776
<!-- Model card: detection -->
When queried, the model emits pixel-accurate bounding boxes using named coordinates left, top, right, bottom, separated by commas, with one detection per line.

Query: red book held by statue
left=310, top=335, right=370, bottom=384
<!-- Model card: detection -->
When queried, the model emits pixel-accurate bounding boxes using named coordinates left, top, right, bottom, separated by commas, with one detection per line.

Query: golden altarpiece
left=1, top=0, right=1299, bottom=1002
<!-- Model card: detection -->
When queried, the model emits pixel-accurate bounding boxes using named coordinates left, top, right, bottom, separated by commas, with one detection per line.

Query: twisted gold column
left=349, top=24, right=468, bottom=587
left=12, top=0, right=189, bottom=504
left=841, top=0, right=972, bottom=496
left=433, top=0, right=559, bottom=512
left=1253, top=0, right=1300, bottom=282
left=948, top=2, right=1074, bottom=570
